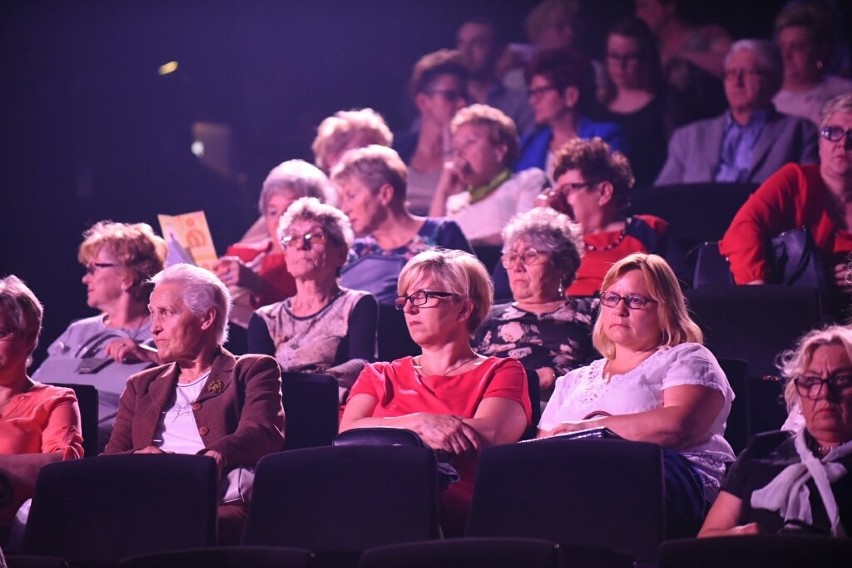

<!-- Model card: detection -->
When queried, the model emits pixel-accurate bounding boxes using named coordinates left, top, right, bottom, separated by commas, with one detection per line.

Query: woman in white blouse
left=538, top=252, right=735, bottom=537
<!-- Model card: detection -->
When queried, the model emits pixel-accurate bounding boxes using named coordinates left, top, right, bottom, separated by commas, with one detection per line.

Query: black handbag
left=769, top=227, right=826, bottom=289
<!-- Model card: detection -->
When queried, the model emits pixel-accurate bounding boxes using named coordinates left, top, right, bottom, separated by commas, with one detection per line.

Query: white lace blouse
left=539, top=342, right=736, bottom=500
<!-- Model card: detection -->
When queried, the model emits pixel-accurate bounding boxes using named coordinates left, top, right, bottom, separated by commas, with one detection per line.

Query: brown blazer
left=103, top=347, right=284, bottom=469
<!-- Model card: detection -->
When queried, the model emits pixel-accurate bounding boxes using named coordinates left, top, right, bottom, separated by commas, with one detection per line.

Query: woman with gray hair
left=247, top=197, right=378, bottom=402
left=699, top=324, right=852, bottom=537
left=472, top=207, right=595, bottom=401
left=215, top=159, right=335, bottom=328
left=104, top=263, right=285, bottom=544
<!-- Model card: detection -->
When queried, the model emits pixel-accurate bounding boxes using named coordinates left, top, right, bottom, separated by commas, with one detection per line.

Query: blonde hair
left=451, top=104, right=520, bottom=168
left=311, top=108, right=393, bottom=172
left=0, top=274, right=44, bottom=355
left=592, top=253, right=702, bottom=359
left=777, top=324, right=852, bottom=410
left=397, top=248, right=493, bottom=333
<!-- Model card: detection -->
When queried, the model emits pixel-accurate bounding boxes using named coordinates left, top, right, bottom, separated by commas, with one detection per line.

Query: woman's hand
left=536, top=367, right=558, bottom=392
left=411, top=413, right=481, bottom=457
left=539, top=420, right=596, bottom=438
left=833, top=262, right=852, bottom=291
left=204, top=449, right=226, bottom=480
left=134, top=446, right=168, bottom=455
left=214, top=256, right=263, bottom=292
left=104, top=338, right=158, bottom=364
left=429, top=158, right=467, bottom=217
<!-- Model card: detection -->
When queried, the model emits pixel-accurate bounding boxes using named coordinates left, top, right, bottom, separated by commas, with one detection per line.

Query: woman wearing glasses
left=247, top=197, right=377, bottom=403
left=720, top=92, right=852, bottom=318
left=473, top=207, right=595, bottom=403
left=341, top=248, right=531, bottom=536
left=700, top=324, right=852, bottom=537
left=538, top=253, right=735, bottom=537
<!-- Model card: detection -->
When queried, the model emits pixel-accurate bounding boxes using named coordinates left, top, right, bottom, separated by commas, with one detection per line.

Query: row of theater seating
left=14, top=444, right=851, bottom=568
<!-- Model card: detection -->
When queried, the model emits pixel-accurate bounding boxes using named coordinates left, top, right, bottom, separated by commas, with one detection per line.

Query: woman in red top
left=340, top=249, right=531, bottom=536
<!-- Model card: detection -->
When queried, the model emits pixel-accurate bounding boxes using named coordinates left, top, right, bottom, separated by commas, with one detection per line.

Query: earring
left=557, top=280, right=565, bottom=297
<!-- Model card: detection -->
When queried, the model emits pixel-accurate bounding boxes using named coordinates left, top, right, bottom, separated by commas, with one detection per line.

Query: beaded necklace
left=584, top=219, right=629, bottom=252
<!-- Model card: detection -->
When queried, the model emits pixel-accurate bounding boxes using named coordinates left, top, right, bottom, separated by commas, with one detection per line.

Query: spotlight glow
left=191, top=140, right=204, bottom=157
left=158, top=61, right=179, bottom=75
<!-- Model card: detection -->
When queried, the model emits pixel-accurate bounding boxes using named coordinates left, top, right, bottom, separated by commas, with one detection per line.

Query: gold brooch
left=207, top=380, right=224, bottom=394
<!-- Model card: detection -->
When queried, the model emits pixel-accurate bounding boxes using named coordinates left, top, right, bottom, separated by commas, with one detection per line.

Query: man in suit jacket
left=104, top=263, right=284, bottom=544
left=655, top=39, right=818, bottom=186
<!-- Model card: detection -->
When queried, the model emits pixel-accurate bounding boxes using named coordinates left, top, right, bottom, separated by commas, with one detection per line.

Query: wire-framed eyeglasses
left=501, top=248, right=546, bottom=269
left=393, top=290, right=459, bottom=311
left=599, top=292, right=657, bottom=310
left=281, top=231, right=327, bottom=249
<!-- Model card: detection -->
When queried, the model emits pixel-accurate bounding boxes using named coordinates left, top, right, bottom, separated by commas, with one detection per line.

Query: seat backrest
left=523, top=367, right=541, bottom=440
left=715, top=357, right=750, bottom=455
left=358, top=537, right=565, bottom=568
left=689, top=241, right=735, bottom=288
left=49, top=383, right=98, bottom=458
left=243, top=446, right=440, bottom=552
left=332, top=428, right=424, bottom=448
left=685, top=286, right=822, bottom=379
left=658, top=535, right=852, bottom=568
left=281, top=372, right=339, bottom=451
left=465, top=439, right=664, bottom=561
left=21, top=454, right=217, bottom=563
left=118, top=546, right=316, bottom=568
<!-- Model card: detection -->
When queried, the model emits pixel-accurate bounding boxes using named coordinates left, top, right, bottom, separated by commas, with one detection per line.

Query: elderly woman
left=598, top=17, right=669, bottom=187
left=334, top=144, right=472, bottom=305
left=214, top=159, right=334, bottom=328
left=772, top=3, right=852, bottom=126
left=430, top=104, right=547, bottom=246
left=340, top=248, right=531, bottom=536
left=515, top=47, right=626, bottom=181
left=34, top=221, right=166, bottom=450
left=473, top=207, right=595, bottom=401
left=699, top=324, right=852, bottom=537
left=104, top=263, right=284, bottom=544
left=1, top=275, right=83, bottom=544
left=393, top=49, right=469, bottom=215
left=540, top=137, right=686, bottom=296
left=247, top=197, right=377, bottom=403
left=538, top=253, right=735, bottom=537
left=719, top=92, right=852, bottom=318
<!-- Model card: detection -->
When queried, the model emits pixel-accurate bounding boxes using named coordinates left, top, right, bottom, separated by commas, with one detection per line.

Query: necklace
left=585, top=220, right=629, bottom=252
left=414, top=354, right=478, bottom=377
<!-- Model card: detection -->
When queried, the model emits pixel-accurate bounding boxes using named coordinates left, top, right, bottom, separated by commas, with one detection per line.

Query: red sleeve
left=482, top=357, right=533, bottom=426
left=718, top=163, right=811, bottom=284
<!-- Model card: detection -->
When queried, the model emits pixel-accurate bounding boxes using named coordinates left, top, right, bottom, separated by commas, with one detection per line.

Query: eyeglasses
left=0, top=329, right=16, bottom=341
left=501, top=248, right=545, bottom=269
left=606, top=52, right=641, bottom=65
left=794, top=374, right=852, bottom=400
left=723, top=68, right=767, bottom=81
left=281, top=231, right=327, bottom=249
left=599, top=292, right=657, bottom=310
left=527, top=85, right=557, bottom=99
left=84, top=262, right=119, bottom=275
left=393, top=290, right=459, bottom=311
left=556, top=181, right=598, bottom=194
left=819, top=126, right=852, bottom=143
left=424, top=88, right=467, bottom=103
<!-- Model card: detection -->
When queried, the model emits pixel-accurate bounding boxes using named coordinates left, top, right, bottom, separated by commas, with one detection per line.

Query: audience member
left=538, top=252, right=735, bottom=537
left=0, top=275, right=83, bottom=545
left=214, top=160, right=334, bottom=328
left=248, top=197, right=376, bottom=403
left=455, top=15, right=535, bottom=136
left=540, top=137, right=687, bottom=296
left=34, top=221, right=166, bottom=449
left=719, top=92, right=852, bottom=317
left=104, top=263, right=284, bottom=545
left=472, top=207, right=595, bottom=403
left=393, top=49, right=470, bottom=215
left=656, top=39, right=819, bottom=186
left=333, top=145, right=472, bottom=306
left=635, top=0, right=731, bottom=127
left=430, top=104, right=547, bottom=246
left=772, top=2, right=852, bottom=126
left=340, top=248, right=531, bottom=536
left=516, top=48, right=627, bottom=181
left=598, top=17, right=670, bottom=187
left=699, top=324, right=852, bottom=537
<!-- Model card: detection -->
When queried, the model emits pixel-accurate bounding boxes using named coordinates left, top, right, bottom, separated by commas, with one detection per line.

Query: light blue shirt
left=715, top=109, right=769, bottom=182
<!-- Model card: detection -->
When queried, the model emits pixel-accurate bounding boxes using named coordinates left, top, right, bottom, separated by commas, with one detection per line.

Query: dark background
left=1, top=0, right=789, bottom=364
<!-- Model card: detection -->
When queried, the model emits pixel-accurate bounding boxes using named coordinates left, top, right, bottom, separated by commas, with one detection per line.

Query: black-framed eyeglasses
left=794, top=374, right=852, bottom=400
left=424, top=88, right=467, bottom=103
left=393, top=290, right=459, bottom=311
left=281, top=231, right=327, bottom=250
left=556, top=181, right=599, bottom=194
left=819, top=126, right=852, bottom=144
left=84, top=262, right=119, bottom=275
left=599, top=291, right=657, bottom=310
left=501, top=248, right=546, bottom=269
left=527, top=85, right=557, bottom=99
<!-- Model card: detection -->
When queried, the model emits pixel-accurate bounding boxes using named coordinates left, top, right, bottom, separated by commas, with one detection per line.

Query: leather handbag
left=769, top=227, right=825, bottom=289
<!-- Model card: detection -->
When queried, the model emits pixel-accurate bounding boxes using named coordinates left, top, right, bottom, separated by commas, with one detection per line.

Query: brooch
left=207, top=380, right=224, bottom=394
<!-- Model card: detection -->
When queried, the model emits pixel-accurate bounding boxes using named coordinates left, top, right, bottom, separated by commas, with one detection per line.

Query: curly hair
left=502, top=207, right=584, bottom=288
left=552, top=137, right=635, bottom=211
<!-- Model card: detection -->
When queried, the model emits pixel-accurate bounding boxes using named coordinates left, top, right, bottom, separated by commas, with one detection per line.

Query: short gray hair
left=778, top=324, right=852, bottom=411
left=725, top=39, right=783, bottom=94
left=259, top=159, right=334, bottom=215
left=150, top=264, right=232, bottom=345
left=502, top=207, right=585, bottom=287
left=278, top=197, right=354, bottom=252
left=0, top=274, right=44, bottom=356
left=820, top=92, right=852, bottom=128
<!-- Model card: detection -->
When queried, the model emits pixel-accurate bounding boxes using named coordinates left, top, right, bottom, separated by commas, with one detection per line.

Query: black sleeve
left=335, top=293, right=379, bottom=364
left=246, top=313, right=276, bottom=356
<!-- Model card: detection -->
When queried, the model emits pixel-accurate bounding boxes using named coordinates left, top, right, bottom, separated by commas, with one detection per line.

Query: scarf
left=468, top=169, right=511, bottom=205
left=750, top=428, right=852, bottom=536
